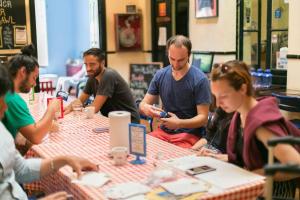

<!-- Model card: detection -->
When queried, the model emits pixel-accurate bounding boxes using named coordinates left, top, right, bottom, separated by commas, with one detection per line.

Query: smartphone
left=92, top=127, right=109, bottom=133
left=186, top=165, right=216, bottom=175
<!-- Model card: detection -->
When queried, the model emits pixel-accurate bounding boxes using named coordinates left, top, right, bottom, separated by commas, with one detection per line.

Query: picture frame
left=195, top=0, right=218, bottom=19
left=14, top=25, right=27, bottom=47
left=126, top=5, right=136, bottom=13
left=115, top=13, right=142, bottom=51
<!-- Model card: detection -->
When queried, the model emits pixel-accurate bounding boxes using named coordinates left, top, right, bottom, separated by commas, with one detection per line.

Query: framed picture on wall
left=195, top=0, right=218, bottom=18
left=14, top=26, right=27, bottom=47
left=115, top=13, right=142, bottom=51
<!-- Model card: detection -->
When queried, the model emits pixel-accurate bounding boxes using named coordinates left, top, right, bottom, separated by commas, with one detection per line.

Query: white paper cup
left=111, top=146, right=128, bottom=166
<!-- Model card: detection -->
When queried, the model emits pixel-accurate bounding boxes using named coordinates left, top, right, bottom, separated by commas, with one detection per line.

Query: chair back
left=40, top=79, right=54, bottom=95
left=272, top=93, right=300, bottom=112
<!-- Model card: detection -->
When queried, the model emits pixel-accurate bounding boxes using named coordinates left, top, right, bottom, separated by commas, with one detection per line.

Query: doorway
left=151, top=0, right=189, bottom=66
left=237, top=0, right=289, bottom=70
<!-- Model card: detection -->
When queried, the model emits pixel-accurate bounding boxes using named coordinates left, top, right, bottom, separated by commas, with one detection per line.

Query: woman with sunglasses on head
left=210, top=60, right=300, bottom=198
left=0, top=65, right=98, bottom=199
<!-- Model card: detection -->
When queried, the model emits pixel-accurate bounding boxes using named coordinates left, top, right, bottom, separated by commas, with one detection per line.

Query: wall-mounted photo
left=195, top=0, right=218, bottom=18
left=14, top=26, right=27, bottom=47
left=115, top=13, right=142, bottom=51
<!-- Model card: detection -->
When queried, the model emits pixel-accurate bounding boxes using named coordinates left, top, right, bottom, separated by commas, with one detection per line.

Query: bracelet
left=50, top=159, right=55, bottom=171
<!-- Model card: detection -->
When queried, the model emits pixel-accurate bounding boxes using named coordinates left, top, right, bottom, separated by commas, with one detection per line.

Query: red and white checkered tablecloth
left=23, top=95, right=264, bottom=199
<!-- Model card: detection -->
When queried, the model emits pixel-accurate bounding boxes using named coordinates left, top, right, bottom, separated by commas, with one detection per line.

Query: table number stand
left=129, top=123, right=146, bottom=165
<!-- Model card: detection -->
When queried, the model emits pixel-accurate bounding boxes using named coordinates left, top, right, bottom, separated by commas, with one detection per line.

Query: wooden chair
left=39, top=79, right=54, bottom=95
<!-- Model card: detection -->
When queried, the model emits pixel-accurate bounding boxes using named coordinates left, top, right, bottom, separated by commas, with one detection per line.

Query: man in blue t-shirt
left=139, top=35, right=211, bottom=148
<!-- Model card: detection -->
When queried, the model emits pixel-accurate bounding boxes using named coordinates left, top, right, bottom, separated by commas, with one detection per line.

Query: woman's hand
left=191, top=138, right=208, bottom=151
left=197, top=147, right=228, bottom=162
left=65, top=156, right=99, bottom=177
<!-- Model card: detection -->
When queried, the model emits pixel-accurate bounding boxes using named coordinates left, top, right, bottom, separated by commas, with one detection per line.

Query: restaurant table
left=23, top=93, right=264, bottom=200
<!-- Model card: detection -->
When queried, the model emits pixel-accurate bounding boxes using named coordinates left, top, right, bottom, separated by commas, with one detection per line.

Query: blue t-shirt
left=147, top=65, right=211, bottom=136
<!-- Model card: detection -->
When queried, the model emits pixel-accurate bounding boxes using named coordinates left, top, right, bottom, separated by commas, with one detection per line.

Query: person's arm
left=14, top=154, right=97, bottom=183
left=40, top=155, right=98, bottom=178
left=196, top=147, right=228, bottom=162
left=19, top=99, right=61, bottom=144
left=255, top=127, right=300, bottom=180
left=139, top=93, right=162, bottom=117
left=192, top=138, right=208, bottom=150
left=160, top=104, right=209, bottom=130
left=64, top=92, right=89, bottom=115
left=39, top=191, right=69, bottom=200
left=90, top=95, right=108, bottom=113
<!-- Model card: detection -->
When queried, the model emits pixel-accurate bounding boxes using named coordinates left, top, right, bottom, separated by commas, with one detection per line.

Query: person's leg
left=169, top=133, right=200, bottom=148
left=149, top=127, right=171, bottom=143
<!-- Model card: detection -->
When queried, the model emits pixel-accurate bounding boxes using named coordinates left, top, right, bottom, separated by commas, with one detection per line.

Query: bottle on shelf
left=264, top=69, right=273, bottom=88
left=261, top=69, right=267, bottom=88
left=256, top=68, right=263, bottom=88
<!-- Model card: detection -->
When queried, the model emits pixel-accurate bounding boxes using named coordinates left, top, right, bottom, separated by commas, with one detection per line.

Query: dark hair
left=0, top=64, right=12, bottom=96
left=166, top=35, right=192, bottom=57
left=211, top=60, right=254, bottom=96
left=8, top=44, right=39, bottom=79
left=83, top=48, right=106, bottom=62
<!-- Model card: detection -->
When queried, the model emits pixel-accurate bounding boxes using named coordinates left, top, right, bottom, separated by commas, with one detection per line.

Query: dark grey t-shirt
left=84, top=68, right=140, bottom=123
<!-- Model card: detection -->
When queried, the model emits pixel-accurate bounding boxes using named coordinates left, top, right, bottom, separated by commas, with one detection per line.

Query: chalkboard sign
left=129, top=62, right=162, bottom=100
left=0, top=0, right=31, bottom=54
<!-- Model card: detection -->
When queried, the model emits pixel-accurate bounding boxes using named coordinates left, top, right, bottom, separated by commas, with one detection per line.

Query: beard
left=19, top=76, right=31, bottom=93
left=87, top=67, right=102, bottom=78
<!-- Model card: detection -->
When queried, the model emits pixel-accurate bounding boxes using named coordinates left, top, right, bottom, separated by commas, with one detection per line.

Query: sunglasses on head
left=213, top=63, right=231, bottom=73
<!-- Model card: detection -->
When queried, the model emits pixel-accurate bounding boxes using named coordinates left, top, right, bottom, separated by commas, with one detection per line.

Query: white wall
left=189, top=0, right=236, bottom=63
left=287, top=0, right=300, bottom=90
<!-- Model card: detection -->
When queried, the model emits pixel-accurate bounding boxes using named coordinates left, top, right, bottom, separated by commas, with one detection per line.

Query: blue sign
left=129, top=123, right=146, bottom=164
